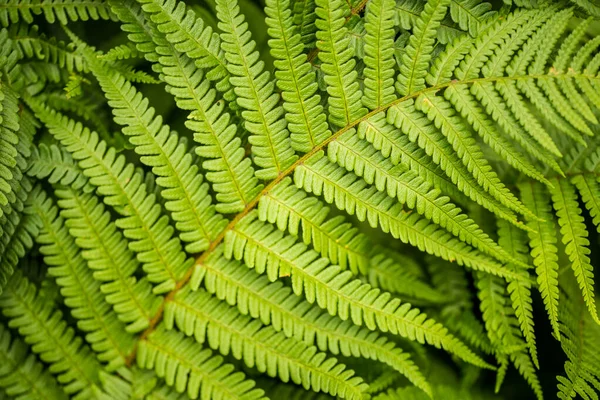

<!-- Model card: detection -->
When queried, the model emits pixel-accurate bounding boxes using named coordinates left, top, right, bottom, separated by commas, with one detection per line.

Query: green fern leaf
left=26, top=99, right=194, bottom=293
left=0, top=323, right=67, bottom=400
left=165, top=287, right=370, bottom=399
left=444, top=85, right=552, bottom=183
left=259, top=178, right=370, bottom=274
left=497, top=219, right=537, bottom=367
left=549, top=177, right=600, bottom=325
left=295, top=152, right=522, bottom=279
left=449, top=0, right=495, bottom=37
left=27, top=143, right=88, bottom=189
left=225, top=213, right=495, bottom=369
left=416, top=93, right=533, bottom=219
left=137, top=326, right=268, bottom=400
left=292, top=0, right=318, bottom=49
left=571, top=174, right=600, bottom=232
left=55, top=186, right=161, bottom=333
left=83, top=48, right=228, bottom=252
left=191, top=250, right=433, bottom=395
left=0, top=202, right=38, bottom=295
left=100, top=42, right=143, bottom=61
left=386, top=101, right=519, bottom=224
left=107, top=0, right=161, bottom=67
left=315, top=0, right=367, bottom=127
left=138, top=0, right=234, bottom=98
left=396, top=0, right=450, bottom=96
left=0, top=0, right=114, bottom=27
left=30, top=186, right=134, bottom=369
left=265, top=0, right=331, bottom=152
left=0, top=85, right=20, bottom=210
left=518, top=181, right=561, bottom=339
left=363, top=0, right=396, bottom=109
left=148, top=21, right=261, bottom=214
left=358, top=112, right=468, bottom=202
left=557, top=279, right=600, bottom=400
left=328, top=130, right=530, bottom=267
left=369, top=253, right=447, bottom=305
left=216, top=0, right=298, bottom=179
left=0, top=271, right=101, bottom=399
left=476, top=272, right=542, bottom=399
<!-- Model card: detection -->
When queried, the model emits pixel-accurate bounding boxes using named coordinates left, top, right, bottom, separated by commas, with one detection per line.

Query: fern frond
left=265, top=0, right=331, bottom=152
left=83, top=49, right=228, bottom=252
left=55, top=186, right=161, bottom=333
left=497, top=219, right=537, bottom=367
left=444, top=85, right=551, bottom=184
left=473, top=81, right=564, bottom=172
left=315, top=0, right=367, bottom=127
left=449, top=0, right=495, bottom=37
left=0, top=323, right=67, bottom=400
left=549, top=177, right=600, bottom=324
left=149, top=24, right=261, bottom=214
left=386, top=101, right=519, bottom=224
left=9, top=24, right=86, bottom=74
left=100, top=42, right=143, bottom=61
left=548, top=19, right=598, bottom=125
left=358, top=112, right=467, bottom=202
left=30, top=186, right=134, bottom=369
left=137, top=326, right=268, bottom=400
left=225, top=213, right=495, bottom=369
left=524, top=15, right=595, bottom=139
left=328, top=130, right=529, bottom=267
left=455, top=8, right=532, bottom=80
left=107, top=0, right=160, bottom=67
left=259, top=178, right=370, bottom=274
left=0, top=109, right=34, bottom=239
left=510, top=350, right=543, bottom=400
left=0, top=271, right=101, bottom=399
left=362, top=0, right=396, bottom=109
left=293, top=0, right=318, bottom=49
left=0, top=179, right=33, bottom=262
left=0, top=85, right=20, bottom=211
left=192, top=251, right=433, bottom=392
left=427, top=35, right=472, bottom=86
left=27, top=143, right=89, bottom=190
left=397, top=0, right=450, bottom=96
left=0, top=29, right=23, bottom=89
left=138, top=0, right=233, bottom=99
left=416, top=93, right=533, bottom=219
left=0, top=208, right=38, bottom=296
left=518, top=181, right=561, bottom=338
left=476, top=272, right=520, bottom=351
left=165, top=287, right=370, bottom=399
left=0, top=0, right=114, bottom=27
left=557, top=279, right=600, bottom=400
left=295, top=153, right=522, bottom=280
left=26, top=99, right=194, bottom=293
left=476, top=272, right=542, bottom=399
left=216, top=0, right=297, bottom=179
left=571, top=173, right=600, bottom=232
left=39, top=91, right=112, bottom=141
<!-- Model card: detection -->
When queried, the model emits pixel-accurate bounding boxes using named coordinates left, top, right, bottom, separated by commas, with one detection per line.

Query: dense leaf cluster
left=0, top=0, right=600, bottom=399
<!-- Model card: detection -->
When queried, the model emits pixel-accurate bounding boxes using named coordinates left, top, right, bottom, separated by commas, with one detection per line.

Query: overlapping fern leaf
left=2, top=0, right=600, bottom=399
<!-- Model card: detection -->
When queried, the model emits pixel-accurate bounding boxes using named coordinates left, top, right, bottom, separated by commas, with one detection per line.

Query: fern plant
left=1, top=0, right=600, bottom=398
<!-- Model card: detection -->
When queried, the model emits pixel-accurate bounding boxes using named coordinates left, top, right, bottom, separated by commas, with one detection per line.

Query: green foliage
left=2, top=0, right=600, bottom=399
